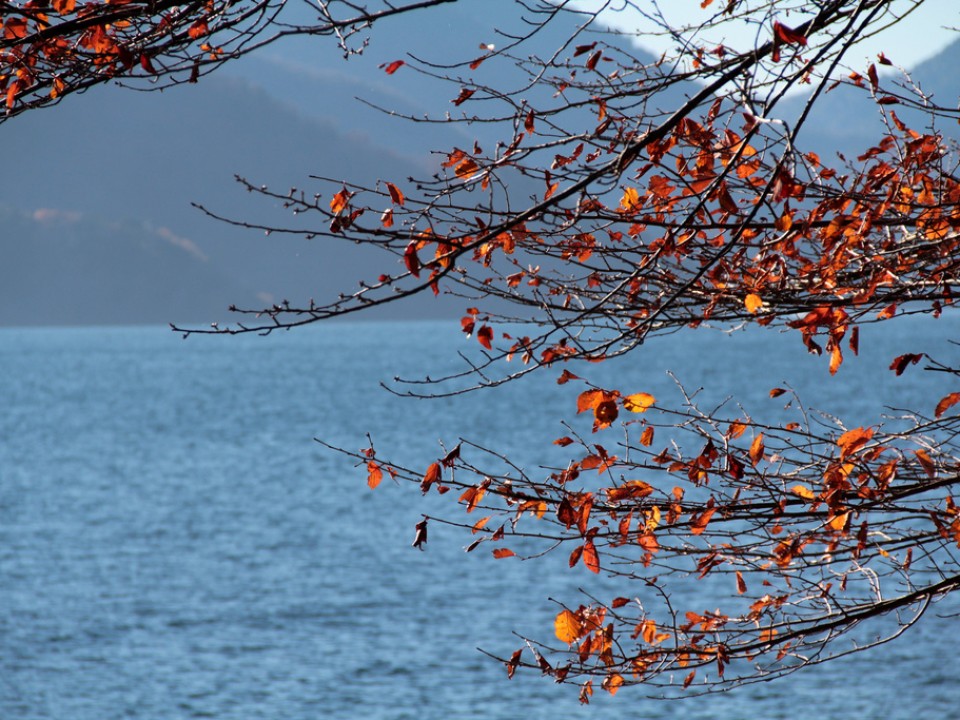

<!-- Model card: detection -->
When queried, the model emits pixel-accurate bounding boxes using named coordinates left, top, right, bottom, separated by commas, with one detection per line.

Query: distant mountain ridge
left=2, top=7, right=958, bottom=327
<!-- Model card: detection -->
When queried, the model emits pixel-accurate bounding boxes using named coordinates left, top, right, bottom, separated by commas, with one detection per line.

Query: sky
left=580, top=0, right=958, bottom=71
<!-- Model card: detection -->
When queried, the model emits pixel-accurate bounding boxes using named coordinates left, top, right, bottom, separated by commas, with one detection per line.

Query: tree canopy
left=11, top=0, right=960, bottom=702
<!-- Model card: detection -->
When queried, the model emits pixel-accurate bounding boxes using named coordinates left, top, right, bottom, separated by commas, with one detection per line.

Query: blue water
left=1, top=320, right=957, bottom=719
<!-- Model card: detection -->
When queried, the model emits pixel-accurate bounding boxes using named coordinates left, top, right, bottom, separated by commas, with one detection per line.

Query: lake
left=1, top=318, right=956, bottom=719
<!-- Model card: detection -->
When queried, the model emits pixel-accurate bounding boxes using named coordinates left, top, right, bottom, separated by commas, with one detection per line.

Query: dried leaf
left=380, top=59, right=405, bottom=74
left=492, top=548, right=516, bottom=559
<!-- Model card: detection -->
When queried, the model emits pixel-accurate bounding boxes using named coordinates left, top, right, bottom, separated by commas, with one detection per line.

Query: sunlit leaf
left=366, top=461, right=383, bottom=489
left=623, top=392, right=655, bottom=413
left=744, top=293, right=763, bottom=314
left=380, top=59, right=405, bottom=74
left=493, top=548, right=516, bottom=559
left=935, top=392, right=960, bottom=418
left=555, top=609, right=583, bottom=643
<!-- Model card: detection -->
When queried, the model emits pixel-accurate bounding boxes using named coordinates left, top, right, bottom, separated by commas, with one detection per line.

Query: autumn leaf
left=380, top=59, right=405, bottom=74
left=412, top=518, right=428, bottom=550
left=583, top=540, right=600, bottom=573
left=773, top=21, right=807, bottom=46
left=603, top=674, right=624, bottom=695
left=455, top=157, right=480, bottom=179
left=492, top=548, right=516, bottom=559
left=837, top=426, right=874, bottom=460
left=366, top=461, right=383, bottom=489
left=749, top=434, right=765, bottom=466
left=330, top=188, right=350, bottom=214
left=736, top=571, right=747, bottom=594
left=477, top=324, right=494, bottom=350
left=623, top=392, right=655, bottom=413
left=420, top=462, right=441, bottom=494
left=935, top=392, right=960, bottom=418
left=385, top=182, right=405, bottom=206
left=791, top=484, right=816, bottom=500
left=403, top=241, right=421, bottom=278
left=744, top=293, right=763, bottom=314
left=577, top=389, right=605, bottom=413
left=555, top=609, right=583, bottom=643
left=452, top=87, right=476, bottom=106
left=640, top=426, right=655, bottom=446
left=889, top=353, right=923, bottom=375
left=690, top=506, right=716, bottom=535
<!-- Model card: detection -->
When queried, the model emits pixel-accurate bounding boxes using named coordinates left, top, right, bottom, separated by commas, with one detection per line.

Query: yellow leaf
left=603, top=673, right=624, bottom=695
left=744, top=293, right=763, bottom=314
left=623, top=392, right=655, bottom=413
left=791, top=484, right=815, bottom=500
left=555, top=609, right=582, bottom=644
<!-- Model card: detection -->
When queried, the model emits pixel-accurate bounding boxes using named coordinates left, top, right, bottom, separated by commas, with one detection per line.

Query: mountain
left=0, top=207, right=262, bottom=326
left=2, top=6, right=958, bottom=327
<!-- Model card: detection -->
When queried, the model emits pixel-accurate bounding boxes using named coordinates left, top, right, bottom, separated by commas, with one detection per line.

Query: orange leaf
left=471, top=516, right=491, bottom=534
left=455, top=157, right=479, bottom=179
left=935, top=392, right=960, bottom=418
left=385, top=182, right=405, bottom=206
left=690, top=506, right=716, bottom=535
left=460, top=485, right=486, bottom=513
left=330, top=188, right=350, bottom=214
left=837, top=427, right=874, bottom=460
left=583, top=541, right=600, bottom=573
left=640, top=426, right=655, bottom=446
left=749, top=434, right=765, bottom=466
left=791, top=484, right=815, bottom=500
left=623, top=392, right=655, bottom=413
left=492, top=548, right=516, bottom=559
left=366, top=461, right=383, bottom=489
left=769, top=387, right=787, bottom=398
left=577, top=389, right=605, bottom=414
left=52, top=0, right=76, bottom=12
left=555, top=609, right=583, bottom=643
left=915, top=449, right=936, bottom=477
left=421, top=462, right=441, bottom=493
left=603, top=674, right=624, bottom=696
left=744, top=293, right=763, bottom=314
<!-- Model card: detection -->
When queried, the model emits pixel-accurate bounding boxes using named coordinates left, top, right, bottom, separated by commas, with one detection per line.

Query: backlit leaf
left=623, top=392, right=655, bottom=413
left=744, top=293, right=763, bottom=314
left=583, top=541, right=600, bottom=573
left=380, top=59, right=405, bottom=74
left=555, top=609, right=582, bottom=643
left=366, top=461, right=383, bottom=489
left=421, top=462, right=441, bottom=493
left=749, top=434, right=765, bottom=466
left=935, top=392, right=960, bottom=418
left=493, top=548, right=516, bottom=559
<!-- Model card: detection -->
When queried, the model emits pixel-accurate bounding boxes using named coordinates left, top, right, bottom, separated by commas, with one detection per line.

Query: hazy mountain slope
left=0, top=207, right=264, bottom=326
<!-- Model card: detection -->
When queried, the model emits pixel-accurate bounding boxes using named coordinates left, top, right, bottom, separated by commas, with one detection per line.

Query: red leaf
left=493, top=548, right=516, bottom=559
left=889, top=353, right=923, bottom=376
left=140, top=53, right=157, bottom=75
left=773, top=21, right=807, bottom=46
left=380, top=60, right=405, bottom=74
left=403, top=242, right=421, bottom=278
left=477, top=324, right=493, bottom=350
left=452, top=88, right=476, bottom=106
